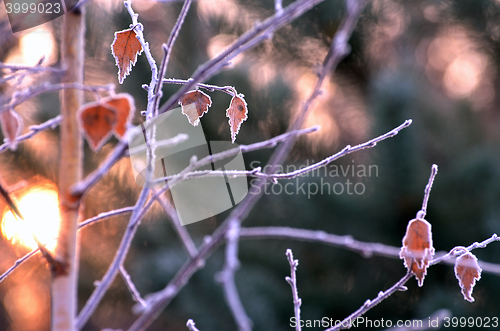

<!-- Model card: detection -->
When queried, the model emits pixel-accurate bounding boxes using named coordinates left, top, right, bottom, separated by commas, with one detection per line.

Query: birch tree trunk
left=52, top=5, right=85, bottom=330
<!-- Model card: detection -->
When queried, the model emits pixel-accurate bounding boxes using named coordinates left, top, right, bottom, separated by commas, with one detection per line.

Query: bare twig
left=76, top=187, right=151, bottom=329
left=430, top=234, right=499, bottom=267
left=186, top=319, right=202, bottom=331
left=216, top=222, right=252, bottom=331
left=285, top=249, right=302, bottom=331
left=78, top=206, right=135, bottom=230
left=0, top=83, right=114, bottom=115
left=0, top=115, right=62, bottom=153
left=152, top=0, right=193, bottom=115
left=275, top=0, right=283, bottom=14
left=239, top=228, right=500, bottom=276
left=153, top=191, right=198, bottom=259
left=124, top=0, right=158, bottom=119
left=163, top=78, right=236, bottom=97
left=416, top=164, right=438, bottom=220
left=78, top=153, right=200, bottom=328
left=120, top=265, right=147, bottom=308
left=0, top=60, right=63, bottom=73
left=0, top=248, right=39, bottom=283
left=73, top=125, right=317, bottom=197
left=152, top=119, right=411, bottom=184
left=324, top=273, right=413, bottom=331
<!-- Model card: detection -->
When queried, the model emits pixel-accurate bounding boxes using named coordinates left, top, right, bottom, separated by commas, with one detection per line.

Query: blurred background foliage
left=1, top=0, right=500, bottom=330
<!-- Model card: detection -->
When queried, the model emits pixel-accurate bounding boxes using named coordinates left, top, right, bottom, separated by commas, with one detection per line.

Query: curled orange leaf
left=77, top=93, right=136, bottom=152
left=178, top=90, right=212, bottom=126
left=399, top=218, right=435, bottom=287
left=226, top=94, right=248, bottom=143
left=0, top=109, right=23, bottom=151
left=111, top=28, right=144, bottom=84
left=105, top=93, right=135, bottom=138
left=455, top=252, right=482, bottom=302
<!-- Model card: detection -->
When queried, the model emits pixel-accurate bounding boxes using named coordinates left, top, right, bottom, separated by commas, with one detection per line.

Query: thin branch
left=78, top=206, right=135, bottom=230
left=120, top=265, right=147, bottom=308
left=275, top=0, right=283, bottom=14
left=151, top=119, right=411, bottom=184
left=152, top=0, right=193, bottom=115
left=78, top=155, right=200, bottom=328
left=153, top=191, right=198, bottom=259
left=0, top=248, right=39, bottom=283
left=417, top=164, right=438, bottom=220
left=124, top=0, right=158, bottom=119
left=0, top=115, right=62, bottom=153
left=324, top=273, right=413, bottom=331
left=0, top=206, right=134, bottom=285
left=72, top=125, right=317, bottom=197
left=430, top=233, right=499, bottom=267
left=216, top=222, right=252, bottom=331
left=163, top=78, right=236, bottom=97
left=239, top=228, right=500, bottom=276
left=186, top=319, right=202, bottom=331
left=0, top=60, right=63, bottom=73
left=0, top=83, right=114, bottom=115
left=76, top=187, right=151, bottom=329
left=127, top=133, right=188, bottom=156
left=285, top=249, right=302, bottom=331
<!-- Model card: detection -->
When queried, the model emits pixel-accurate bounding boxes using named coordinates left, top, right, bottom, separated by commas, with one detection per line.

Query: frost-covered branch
left=0, top=115, right=61, bottom=154
left=124, top=0, right=158, bottom=119
left=150, top=120, right=411, bottom=184
left=78, top=206, right=135, bottom=230
left=120, top=265, right=147, bottom=308
left=186, top=319, right=202, bottom=331
left=153, top=191, right=198, bottom=259
left=72, top=126, right=317, bottom=197
left=417, top=164, right=438, bottom=220
left=163, top=78, right=237, bottom=97
left=0, top=83, right=114, bottom=115
left=0, top=248, right=39, bottom=283
left=152, top=0, right=193, bottom=115
left=239, top=228, right=500, bottom=276
left=324, top=273, right=413, bottom=331
left=430, top=234, right=499, bottom=268
left=216, top=222, right=252, bottom=331
left=76, top=187, right=151, bottom=329
left=286, top=249, right=302, bottom=331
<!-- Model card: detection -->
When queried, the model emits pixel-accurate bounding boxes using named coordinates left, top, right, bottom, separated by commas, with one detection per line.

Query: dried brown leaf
left=178, top=90, right=212, bottom=126
left=111, top=28, right=144, bottom=84
left=105, top=93, right=135, bottom=138
left=455, top=252, right=482, bottom=302
left=226, top=95, right=248, bottom=143
left=399, top=218, right=435, bottom=287
left=78, top=102, right=117, bottom=152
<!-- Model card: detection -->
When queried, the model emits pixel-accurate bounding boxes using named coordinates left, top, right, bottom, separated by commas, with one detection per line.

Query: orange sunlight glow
left=1, top=185, right=60, bottom=252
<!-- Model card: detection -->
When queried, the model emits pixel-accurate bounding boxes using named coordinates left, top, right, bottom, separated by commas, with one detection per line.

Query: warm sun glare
left=1, top=185, right=60, bottom=252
